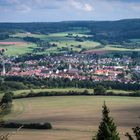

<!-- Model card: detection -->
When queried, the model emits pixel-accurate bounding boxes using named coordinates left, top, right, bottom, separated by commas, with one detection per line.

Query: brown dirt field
left=0, top=42, right=28, bottom=47
left=82, top=50, right=109, bottom=55
left=2, top=96, right=140, bottom=140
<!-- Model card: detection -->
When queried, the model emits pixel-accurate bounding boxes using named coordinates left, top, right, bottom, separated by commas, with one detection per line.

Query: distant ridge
left=0, top=18, right=140, bottom=42
left=0, top=18, right=140, bottom=24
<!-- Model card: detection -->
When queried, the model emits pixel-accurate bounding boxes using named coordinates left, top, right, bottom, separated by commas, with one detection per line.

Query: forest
left=0, top=19, right=140, bottom=44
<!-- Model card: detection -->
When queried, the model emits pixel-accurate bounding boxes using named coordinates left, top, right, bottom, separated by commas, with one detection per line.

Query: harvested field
left=3, top=96, right=140, bottom=140
left=0, top=41, right=27, bottom=46
left=82, top=49, right=109, bottom=55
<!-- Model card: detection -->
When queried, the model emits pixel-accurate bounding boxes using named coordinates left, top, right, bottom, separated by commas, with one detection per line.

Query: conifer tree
left=93, top=102, right=120, bottom=140
left=126, top=122, right=140, bottom=140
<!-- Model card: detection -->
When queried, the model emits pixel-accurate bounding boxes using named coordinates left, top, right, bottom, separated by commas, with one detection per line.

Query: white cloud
left=0, top=0, right=140, bottom=18
left=70, top=0, right=93, bottom=12
left=70, top=0, right=83, bottom=9
left=84, top=3, right=93, bottom=11
left=16, top=4, right=31, bottom=13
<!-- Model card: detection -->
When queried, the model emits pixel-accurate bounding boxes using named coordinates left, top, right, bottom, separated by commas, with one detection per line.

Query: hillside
left=0, top=19, right=140, bottom=43
left=0, top=19, right=140, bottom=56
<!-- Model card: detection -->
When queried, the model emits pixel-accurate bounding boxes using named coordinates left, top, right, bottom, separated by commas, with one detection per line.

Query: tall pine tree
left=93, top=102, right=120, bottom=140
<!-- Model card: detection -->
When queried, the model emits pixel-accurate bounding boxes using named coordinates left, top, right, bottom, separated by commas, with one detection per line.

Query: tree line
left=1, top=76, right=140, bottom=91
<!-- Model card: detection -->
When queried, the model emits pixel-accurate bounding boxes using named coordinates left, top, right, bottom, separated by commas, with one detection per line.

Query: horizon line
left=0, top=18, right=140, bottom=24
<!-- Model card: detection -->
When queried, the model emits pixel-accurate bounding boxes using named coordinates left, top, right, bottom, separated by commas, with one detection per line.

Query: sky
left=0, top=0, right=140, bottom=22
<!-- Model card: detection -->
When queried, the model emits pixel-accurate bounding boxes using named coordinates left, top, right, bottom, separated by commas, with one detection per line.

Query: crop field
left=9, top=32, right=101, bottom=54
left=0, top=41, right=37, bottom=56
left=11, top=32, right=48, bottom=39
left=104, top=45, right=140, bottom=52
left=3, top=96, right=140, bottom=140
left=11, top=32, right=91, bottom=41
left=51, top=41, right=100, bottom=49
left=83, top=45, right=140, bottom=55
left=2, top=31, right=140, bottom=56
left=48, top=32, right=92, bottom=38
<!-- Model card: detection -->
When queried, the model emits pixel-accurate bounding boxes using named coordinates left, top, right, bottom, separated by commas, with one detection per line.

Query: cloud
left=16, top=4, right=31, bottom=13
left=0, top=0, right=66, bottom=13
left=1, top=0, right=140, bottom=13
left=0, top=0, right=31, bottom=13
left=0, top=0, right=140, bottom=22
left=30, top=0, right=64, bottom=10
left=84, top=3, right=93, bottom=11
left=70, top=0, right=93, bottom=12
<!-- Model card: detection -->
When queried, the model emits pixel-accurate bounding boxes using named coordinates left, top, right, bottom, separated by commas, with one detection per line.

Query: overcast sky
left=0, top=0, right=140, bottom=22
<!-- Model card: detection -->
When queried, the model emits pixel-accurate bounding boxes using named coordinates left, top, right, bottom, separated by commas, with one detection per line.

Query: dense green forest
left=0, top=19, right=140, bottom=44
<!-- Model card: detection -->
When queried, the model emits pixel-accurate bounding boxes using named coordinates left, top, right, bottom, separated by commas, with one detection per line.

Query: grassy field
left=11, top=32, right=48, bottom=39
left=3, top=96, right=140, bottom=140
left=84, top=45, right=140, bottom=54
left=4, top=32, right=140, bottom=56
left=9, top=32, right=100, bottom=55
left=51, top=40, right=100, bottom=49
left=0, top=88, right=133, bottom=99
left=104, top=45, right=140, bottom=52
left=48, top=32, right=92, bottom=38
left=0, top=41, right=37, bottom=56
left=11, top=32, right=89, bottom=41
left=13, top=88, right=132, bottom=96
left=11, top=32, right=100, bottom=50
left=13, top=88, right=93, bottom=95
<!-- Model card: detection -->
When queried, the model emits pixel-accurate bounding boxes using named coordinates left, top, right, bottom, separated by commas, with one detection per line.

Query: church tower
left=2, top=62, right=6, bottom=75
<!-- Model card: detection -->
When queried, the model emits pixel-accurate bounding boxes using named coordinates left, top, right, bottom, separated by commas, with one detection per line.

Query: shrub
left=94, top=85, right=107, bottom=95
left=0, top=92, right=13, bottom=104
left=2, top=122, right=52, bottom=130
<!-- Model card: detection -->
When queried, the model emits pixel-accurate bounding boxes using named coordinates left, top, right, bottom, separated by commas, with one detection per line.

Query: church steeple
left=69, top=64, right=72, bottom=70
left=2, top=62, right=6, bottom=75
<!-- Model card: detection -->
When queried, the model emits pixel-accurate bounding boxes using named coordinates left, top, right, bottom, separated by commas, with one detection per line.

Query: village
left=1, top=2, right=140, bottom=140
left=0, top=53, right=139, bottom=84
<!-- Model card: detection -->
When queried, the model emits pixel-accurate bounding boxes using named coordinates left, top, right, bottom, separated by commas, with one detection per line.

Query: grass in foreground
left=4, top=96, right=140, bottom=140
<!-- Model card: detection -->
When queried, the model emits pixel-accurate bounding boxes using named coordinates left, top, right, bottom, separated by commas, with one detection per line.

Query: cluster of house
left=0, top=54, right=139, bottom=83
